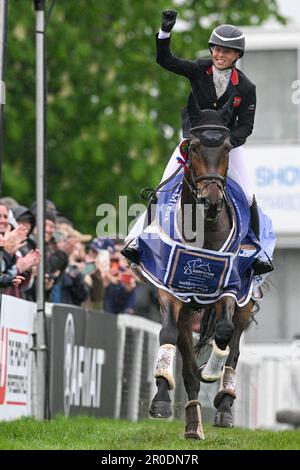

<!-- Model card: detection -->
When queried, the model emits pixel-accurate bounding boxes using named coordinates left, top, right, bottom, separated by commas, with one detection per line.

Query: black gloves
left=0, top=273, right=15, bottom=288
left=161, top=10, right=177, bottom=33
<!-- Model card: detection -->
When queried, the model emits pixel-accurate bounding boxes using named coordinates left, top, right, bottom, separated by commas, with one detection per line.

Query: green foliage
left=3, top=0, right=285, bottom=233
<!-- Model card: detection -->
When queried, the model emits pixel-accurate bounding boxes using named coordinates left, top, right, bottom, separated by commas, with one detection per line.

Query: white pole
left=0, top=0, right=8, bottom=325
left=35, top=0, right=46, bottom=420
left=0, top=0, right=7, bottom=115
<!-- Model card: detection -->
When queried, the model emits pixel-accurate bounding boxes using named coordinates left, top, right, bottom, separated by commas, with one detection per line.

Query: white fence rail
left=234, top=340, right=300, bottom=429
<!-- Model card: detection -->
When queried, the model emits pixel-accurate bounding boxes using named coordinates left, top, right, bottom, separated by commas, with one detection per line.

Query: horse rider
left=123, top=10, right=274, bottom=276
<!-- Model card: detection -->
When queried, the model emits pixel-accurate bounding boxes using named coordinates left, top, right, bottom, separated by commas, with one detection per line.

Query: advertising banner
left=50, top=305, right=118, bottom=418
left=0, top=295, right=35, bottom=420
left=248, top=145, right=300, bottom=234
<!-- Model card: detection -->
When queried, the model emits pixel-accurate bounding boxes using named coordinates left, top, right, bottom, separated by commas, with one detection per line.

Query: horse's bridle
left=141, top=124, right=230, bottom=205
left=184, top=124, right=230, bottom=204
left=184, top=173, right=226, bottom=204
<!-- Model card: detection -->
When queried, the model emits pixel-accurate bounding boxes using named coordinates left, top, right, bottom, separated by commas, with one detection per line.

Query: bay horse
left=146, top=103, right=256, bottom=439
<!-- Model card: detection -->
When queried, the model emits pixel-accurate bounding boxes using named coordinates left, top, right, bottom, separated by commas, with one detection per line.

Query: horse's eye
left=190, top=144, right=197, bottom=153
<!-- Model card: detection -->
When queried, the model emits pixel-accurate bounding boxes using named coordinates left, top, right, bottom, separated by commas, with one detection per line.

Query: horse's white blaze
left=154, top=344, right=176, bottom=390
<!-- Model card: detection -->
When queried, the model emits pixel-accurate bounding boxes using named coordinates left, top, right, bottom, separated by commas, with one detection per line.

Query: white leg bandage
left=200, top=340, right=229, bottom=382
left=154, top=344, right=176, bottom=390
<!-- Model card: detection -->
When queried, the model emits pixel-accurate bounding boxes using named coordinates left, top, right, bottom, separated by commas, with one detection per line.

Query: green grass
left=0, top=416, right=299, bottom=450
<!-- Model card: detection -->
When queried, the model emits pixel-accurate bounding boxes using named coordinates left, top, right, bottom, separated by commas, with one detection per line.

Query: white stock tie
left=213, top=66, right=232, bottom=99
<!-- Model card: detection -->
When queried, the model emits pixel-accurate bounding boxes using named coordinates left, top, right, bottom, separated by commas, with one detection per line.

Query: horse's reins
left=141, top=161, right=184, bottom=202
left=184, top=173, right=227, bottom=205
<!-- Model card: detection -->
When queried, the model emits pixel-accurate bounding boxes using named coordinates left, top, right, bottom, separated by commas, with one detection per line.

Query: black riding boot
left=121, top=196, right=157, bottom=264
left=250, top=196, right=274, bottom=276
left=121, top=243, right=140, bottom=264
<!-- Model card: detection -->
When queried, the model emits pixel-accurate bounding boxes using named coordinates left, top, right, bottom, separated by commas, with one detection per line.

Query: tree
left=3, top=0, right=285, bottom=234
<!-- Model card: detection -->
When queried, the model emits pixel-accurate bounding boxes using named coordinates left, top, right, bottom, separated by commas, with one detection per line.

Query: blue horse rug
left=136, top=172, right=276, bottom=307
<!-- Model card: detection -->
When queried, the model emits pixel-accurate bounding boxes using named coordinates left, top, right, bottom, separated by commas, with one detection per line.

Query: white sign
left=247, top=145, right=300, bottom=234
left=0, top=295, right=35, bottom=420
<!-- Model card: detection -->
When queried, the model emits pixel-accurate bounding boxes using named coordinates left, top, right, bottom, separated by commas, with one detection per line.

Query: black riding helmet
left=208, top=24, right=245, bottom=58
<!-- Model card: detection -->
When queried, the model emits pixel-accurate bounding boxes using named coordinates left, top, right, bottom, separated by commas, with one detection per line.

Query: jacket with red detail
left=156, top=34, right=256, bottom=148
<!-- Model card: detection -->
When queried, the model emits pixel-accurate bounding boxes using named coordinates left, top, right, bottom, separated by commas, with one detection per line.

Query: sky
left=277, top=0, right=300, bottom=25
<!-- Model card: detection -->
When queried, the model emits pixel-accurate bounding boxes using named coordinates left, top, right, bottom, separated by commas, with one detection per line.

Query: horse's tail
left=250, top=279, right=271, bottom=324
left=194, top=306, right=217, bottom=356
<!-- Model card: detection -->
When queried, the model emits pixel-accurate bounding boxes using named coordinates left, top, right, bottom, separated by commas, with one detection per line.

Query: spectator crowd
left=0, top=196, right=160, bottom=321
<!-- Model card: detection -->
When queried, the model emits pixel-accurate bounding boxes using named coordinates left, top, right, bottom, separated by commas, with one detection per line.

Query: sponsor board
left=50, top=305, right=118, bottom=418
left=0, top=296, right=35, bottom=420
left=248, top=145, right=300, bottom=234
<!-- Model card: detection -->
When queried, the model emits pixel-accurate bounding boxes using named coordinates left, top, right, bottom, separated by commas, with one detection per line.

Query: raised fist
left=161, top=10, right=177, bottom=33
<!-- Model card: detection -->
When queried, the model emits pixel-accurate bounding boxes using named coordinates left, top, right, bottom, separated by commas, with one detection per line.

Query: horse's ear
left=217, top=95, right=235, bottom=126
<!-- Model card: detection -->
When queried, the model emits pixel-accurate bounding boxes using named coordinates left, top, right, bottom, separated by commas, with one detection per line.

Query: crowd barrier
left=0, top=295, right=299, bottom=429
left=234, top=340, right=300, bottom=429
left=0, top=295, right=35, bottom=420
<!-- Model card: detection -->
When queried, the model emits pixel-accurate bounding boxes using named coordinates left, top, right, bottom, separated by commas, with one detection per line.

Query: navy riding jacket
left=156, top=34, right=256, bottom=148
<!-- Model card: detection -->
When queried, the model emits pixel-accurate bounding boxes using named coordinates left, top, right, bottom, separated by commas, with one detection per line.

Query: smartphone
left=98, top=249, right=110, bottom=272
left=121, top=273, right=133, bottom=285
left=110, top=256, right=120, bottom=276
left=82, top=262, right=96, bottom=275
left=110, top=256, right=119, bottom=268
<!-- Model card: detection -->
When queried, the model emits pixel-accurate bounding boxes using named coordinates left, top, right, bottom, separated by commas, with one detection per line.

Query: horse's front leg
left=199, top=297, right=235, bottom=382
left=149, top=290, right=181, bottom=419
left=177, top=310, right=204, bottom=440
left=214, top=300, right=254, bottom=428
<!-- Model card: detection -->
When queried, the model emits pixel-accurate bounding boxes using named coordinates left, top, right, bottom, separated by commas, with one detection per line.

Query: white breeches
left=227, top=146, right=254, bottom=206
left=161, top=142, right=254, bottom=206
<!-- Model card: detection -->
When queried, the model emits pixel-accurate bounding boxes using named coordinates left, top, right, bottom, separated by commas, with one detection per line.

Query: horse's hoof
left=197, top=363, right=219, bottom=384
left=213, top=411, right=234, bottom=428
left=213, top=389, right=236, bottom=409
left=184, top=430, right=205, bottom=440
left=149, top=400, right=173, bottom=419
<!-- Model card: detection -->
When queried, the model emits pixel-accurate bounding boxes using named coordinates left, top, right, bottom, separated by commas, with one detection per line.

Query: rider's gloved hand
left=161, top=10, right=177, bottom=33
left=0, top=273, right=14, bottom=288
